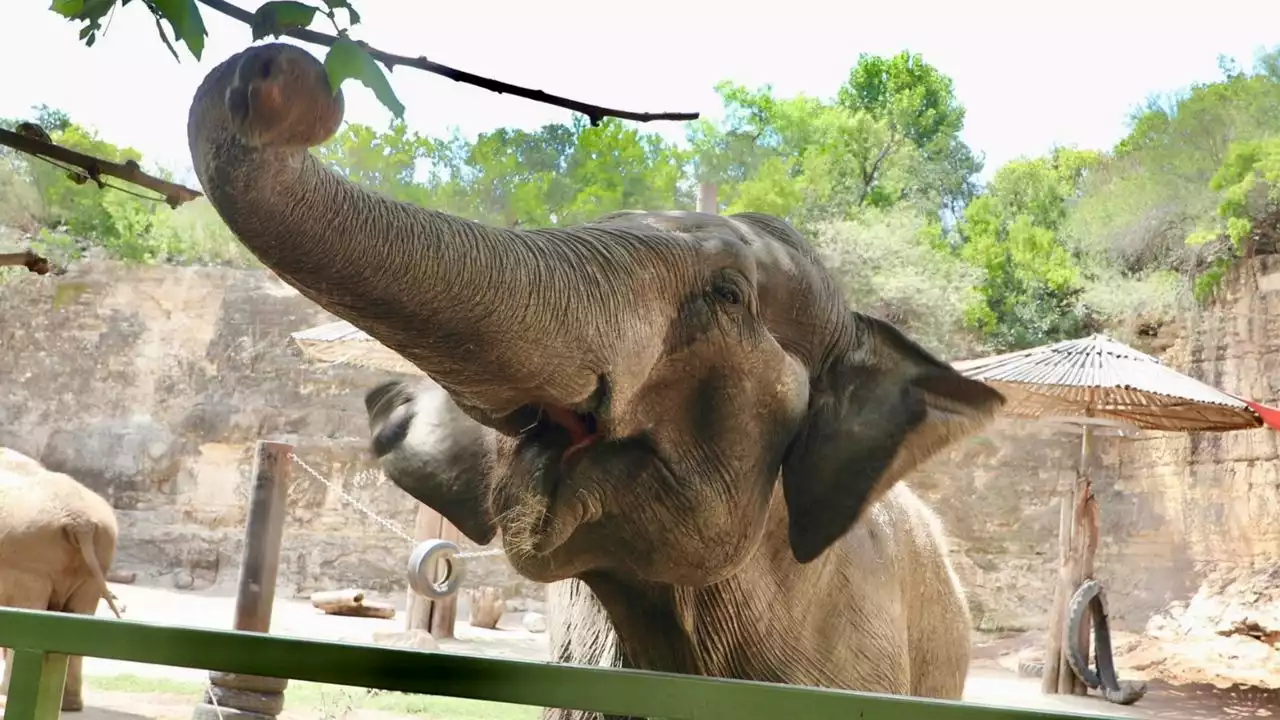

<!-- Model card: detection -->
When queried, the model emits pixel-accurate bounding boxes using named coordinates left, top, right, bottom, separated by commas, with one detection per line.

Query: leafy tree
left=690, top=52, right=981, bottom=228
left=955, top=150, right=1101, bottom=350
left=1068, top=48, right=1280, bottom=278
left=838, top=50, right=983, bottom=216
left=317, top=116, right=691, bottom=229
left=812, top=205, right=985, bottom=358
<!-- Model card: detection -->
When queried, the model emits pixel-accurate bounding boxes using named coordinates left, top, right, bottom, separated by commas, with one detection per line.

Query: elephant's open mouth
left=527, top=406, right=602, bottom=466
left=512, top=373, right=612, bottom=471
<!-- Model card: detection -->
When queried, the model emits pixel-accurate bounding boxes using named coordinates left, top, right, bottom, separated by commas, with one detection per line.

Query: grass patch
left=92, top=673, right=539, bottom=719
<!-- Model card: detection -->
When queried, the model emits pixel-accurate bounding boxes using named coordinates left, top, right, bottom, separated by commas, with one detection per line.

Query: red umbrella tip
left=1234, top=396, right=1280, bottom=430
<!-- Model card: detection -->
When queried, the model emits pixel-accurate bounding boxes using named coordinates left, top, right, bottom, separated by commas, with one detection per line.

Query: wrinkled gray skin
left=188, top=43, right=1005, bottom=718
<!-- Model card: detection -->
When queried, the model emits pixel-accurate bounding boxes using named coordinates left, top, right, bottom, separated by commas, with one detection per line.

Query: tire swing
left=1065, top=579, right=1148, bottom=705
left=407, top=539, right=466, bottom=600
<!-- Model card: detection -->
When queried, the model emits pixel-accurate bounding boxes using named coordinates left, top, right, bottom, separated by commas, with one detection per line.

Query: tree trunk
left=697, top=182, right=719, bottom=214
left=1043, top=426, right=1098, bottom=696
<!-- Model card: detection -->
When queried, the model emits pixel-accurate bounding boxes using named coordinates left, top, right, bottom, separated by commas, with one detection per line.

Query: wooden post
left=404, top=503, right=460, bottom=639
left=1042, top=426, right=1100, bottom=696
left=430, top=520, right=461, bottom=638
left=696, top=181, right=718, bottom=215
left=193, top=441, right=292, bottom=720
left=1041, top=475, right=1073, bottom=694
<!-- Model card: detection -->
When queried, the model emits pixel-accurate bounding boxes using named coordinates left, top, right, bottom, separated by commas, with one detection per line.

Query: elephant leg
left=54, top=582, right=105, bottom=712
left=0, top=571, right=53, bottom=697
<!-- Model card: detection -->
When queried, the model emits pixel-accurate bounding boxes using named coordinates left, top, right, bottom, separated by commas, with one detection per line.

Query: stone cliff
left=0, top=260, right=538, bottom=604
left=1, top=257, right=1276, bottom=630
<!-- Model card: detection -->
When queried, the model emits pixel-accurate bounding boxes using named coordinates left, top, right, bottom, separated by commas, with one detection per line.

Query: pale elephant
left=187, top=43, right=1005, bottom=717
left=0, top=447, right=123, bottom=712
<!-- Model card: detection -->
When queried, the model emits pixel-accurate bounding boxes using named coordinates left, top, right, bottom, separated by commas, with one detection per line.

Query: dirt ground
left=2, top=583, right=1271, bottom=719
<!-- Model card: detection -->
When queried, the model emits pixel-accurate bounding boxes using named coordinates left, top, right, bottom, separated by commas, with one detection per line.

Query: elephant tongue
left=544, top=405, right=592, bottom=443
left=543, top=405, right=599, bottom=457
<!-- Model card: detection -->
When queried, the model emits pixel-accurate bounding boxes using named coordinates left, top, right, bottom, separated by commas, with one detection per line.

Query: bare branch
left=195, top=0, right=700, bottom=125
left=0, top=127, right=203, bottom=208
left=0, top=250, right=66, bottom=276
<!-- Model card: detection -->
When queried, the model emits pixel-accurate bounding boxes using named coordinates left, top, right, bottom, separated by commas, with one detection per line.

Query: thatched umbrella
left=952, top=333, right=1267, bottom=704
left=289, top=320, right=422, bottom=376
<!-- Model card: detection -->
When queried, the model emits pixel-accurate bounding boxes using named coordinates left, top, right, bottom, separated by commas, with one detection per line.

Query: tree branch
left=0, top=127, right=203, bottom=208
left=195, top=0, right=700, bottom=125
left=0, top=250, right=65, bottom=276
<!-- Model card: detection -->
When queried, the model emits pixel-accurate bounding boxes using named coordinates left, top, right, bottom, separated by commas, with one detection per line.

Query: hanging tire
left=1066, top=578, right=1149, bottom=705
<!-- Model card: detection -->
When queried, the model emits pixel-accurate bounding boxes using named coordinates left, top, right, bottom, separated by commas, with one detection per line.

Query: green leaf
left=51, top=0, right=114, bottom=25
left=250, top=1, right=319, bottom=41
left=52, top=0, right=115, bottom=50
left=50, top=0, right=86, bottom=17
left=150, top=0, right=207, bottom=60
left=323, top=37, right=405, bottom=118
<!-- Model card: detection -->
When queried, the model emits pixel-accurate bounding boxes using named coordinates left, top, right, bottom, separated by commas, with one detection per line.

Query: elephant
left=187, top=42, right=1005, bottom=716
left=0, top=447, right=123, bottom=712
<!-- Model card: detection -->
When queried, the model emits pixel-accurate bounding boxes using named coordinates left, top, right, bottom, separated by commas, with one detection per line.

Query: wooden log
left=310, top=588, right=396, bottom=619
left=327, top=601, right=396, bottom=620
left=310, top=589, right=365, bottom=611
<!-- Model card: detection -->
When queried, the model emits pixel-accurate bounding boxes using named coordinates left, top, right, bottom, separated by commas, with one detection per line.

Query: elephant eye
left=712, top=283, right=743, bottom=306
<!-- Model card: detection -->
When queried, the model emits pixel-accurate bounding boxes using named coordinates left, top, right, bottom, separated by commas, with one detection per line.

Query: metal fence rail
left=0, top=608, right=1111, bottom=720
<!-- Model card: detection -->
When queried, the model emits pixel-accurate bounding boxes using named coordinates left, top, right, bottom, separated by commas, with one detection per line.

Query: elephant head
left=189, top=43, right=1004, bottom=585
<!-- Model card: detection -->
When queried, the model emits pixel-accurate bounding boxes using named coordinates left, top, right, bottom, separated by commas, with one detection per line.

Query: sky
left=3, top=0, right=1280, bottom=187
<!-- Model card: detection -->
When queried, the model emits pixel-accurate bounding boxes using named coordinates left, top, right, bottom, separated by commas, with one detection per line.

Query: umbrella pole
left=1042, top=426, right=1101, bottom=696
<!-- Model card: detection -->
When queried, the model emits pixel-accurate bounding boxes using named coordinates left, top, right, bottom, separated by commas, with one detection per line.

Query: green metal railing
left=0, top=608, right=1112, bottom=719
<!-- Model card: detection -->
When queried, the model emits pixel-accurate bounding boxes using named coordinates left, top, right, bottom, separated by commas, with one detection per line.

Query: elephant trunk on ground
left=187, top=44, right=682, bottom=428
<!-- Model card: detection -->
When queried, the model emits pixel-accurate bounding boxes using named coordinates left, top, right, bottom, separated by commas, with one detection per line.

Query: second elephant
left=0, top=447, right=123, bottom=712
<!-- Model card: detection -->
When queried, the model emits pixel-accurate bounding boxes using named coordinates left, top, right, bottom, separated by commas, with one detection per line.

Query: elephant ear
left=780, top=313, right=1004, bottom=564
left=365, top=379, right=497, bottom=545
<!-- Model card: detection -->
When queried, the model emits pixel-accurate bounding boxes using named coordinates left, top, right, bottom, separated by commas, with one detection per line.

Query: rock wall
left=2, top=256, right=1277, bottom=630
left=0, top=260, right=542, bottom=605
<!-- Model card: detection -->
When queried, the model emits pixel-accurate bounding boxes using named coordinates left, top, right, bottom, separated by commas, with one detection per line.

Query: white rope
left=287, top=452, right=504, bottom=560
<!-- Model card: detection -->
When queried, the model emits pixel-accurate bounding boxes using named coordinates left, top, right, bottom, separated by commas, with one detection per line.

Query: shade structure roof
left=289, top=320, right=424, bottom=376
left=951, top=334, right=1262, bottom=433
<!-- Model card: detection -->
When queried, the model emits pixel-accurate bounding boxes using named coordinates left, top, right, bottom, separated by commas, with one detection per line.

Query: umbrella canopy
left=289, top=320, right=424, bottom=376
left=951, top=333, right=1263, bottom=433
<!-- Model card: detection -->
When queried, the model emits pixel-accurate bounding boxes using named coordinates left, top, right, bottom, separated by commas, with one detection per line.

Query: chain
left=287, top=452, right=504, bottom=560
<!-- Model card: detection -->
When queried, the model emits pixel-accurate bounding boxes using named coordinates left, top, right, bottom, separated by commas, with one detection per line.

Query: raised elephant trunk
left=187, top=44, right=683, bottom=429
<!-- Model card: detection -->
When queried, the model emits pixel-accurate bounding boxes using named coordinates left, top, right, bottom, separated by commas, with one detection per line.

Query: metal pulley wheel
left=407, top=539, right=466, bottom=599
